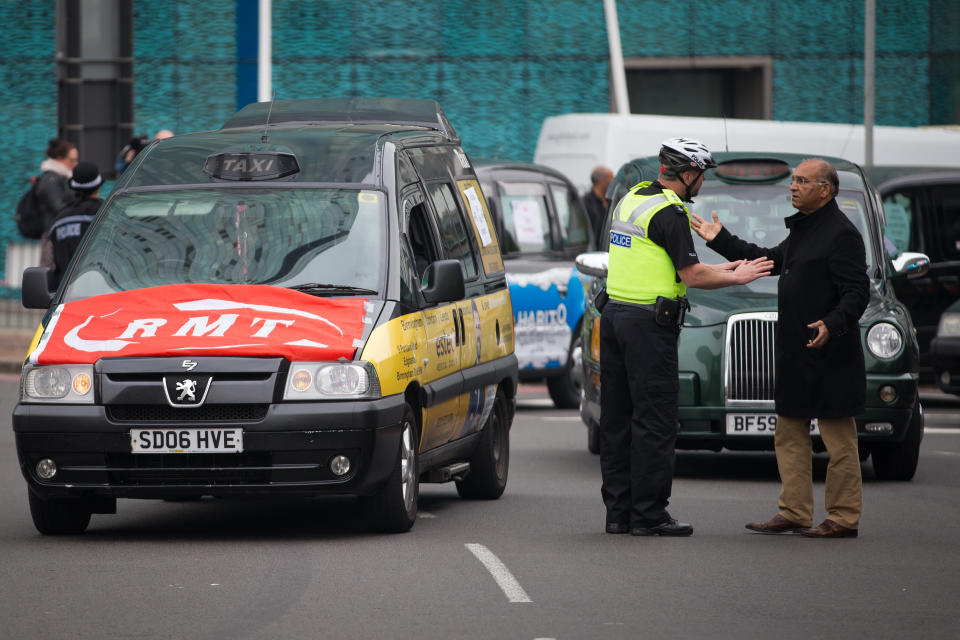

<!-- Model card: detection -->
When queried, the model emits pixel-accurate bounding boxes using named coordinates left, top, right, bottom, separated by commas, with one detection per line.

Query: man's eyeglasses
left=791, top=175, right=826, bottom=186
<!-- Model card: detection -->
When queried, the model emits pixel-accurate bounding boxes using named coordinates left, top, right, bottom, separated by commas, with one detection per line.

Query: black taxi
left=16, top=98, right=518, bottom=534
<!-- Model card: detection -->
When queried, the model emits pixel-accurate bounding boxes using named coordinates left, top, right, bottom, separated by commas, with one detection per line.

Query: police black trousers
left=599, top=302, right=680, bottom=527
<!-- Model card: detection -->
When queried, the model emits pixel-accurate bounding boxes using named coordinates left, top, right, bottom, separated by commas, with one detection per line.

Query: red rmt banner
left=30, top=284, right=370, bottom=365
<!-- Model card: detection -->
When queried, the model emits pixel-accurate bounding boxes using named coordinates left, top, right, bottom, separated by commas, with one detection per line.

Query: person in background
left=36, top=139, right=78, bottom=235
left=114, top=133, right=150, bottom=175
left=48, top=161, right=103, bottom=286
left=691, top=158, right=870, bottom=539
left=582, top=166, right=614, bottom=241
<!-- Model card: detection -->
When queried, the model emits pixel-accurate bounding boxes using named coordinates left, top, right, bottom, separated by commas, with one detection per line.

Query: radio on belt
left=203, top=151, right=300, bottom=181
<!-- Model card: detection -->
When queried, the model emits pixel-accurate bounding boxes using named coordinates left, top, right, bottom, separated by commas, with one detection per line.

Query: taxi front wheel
left=456, top=390, right=509, bottom=499
left=28, top=490, right=92, bottom=535
left=364, top=405, right=419, bottom=533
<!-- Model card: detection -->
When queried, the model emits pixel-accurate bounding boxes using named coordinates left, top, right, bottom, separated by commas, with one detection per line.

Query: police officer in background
left=600, top=138, right=773, bottom=536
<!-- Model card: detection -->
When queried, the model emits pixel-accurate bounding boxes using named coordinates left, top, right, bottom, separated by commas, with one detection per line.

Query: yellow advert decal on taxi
left=360, top=289, right=514, bottom=398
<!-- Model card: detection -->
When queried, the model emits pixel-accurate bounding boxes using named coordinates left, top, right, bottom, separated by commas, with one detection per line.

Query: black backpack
left=15, top=175, right=44, bottom=239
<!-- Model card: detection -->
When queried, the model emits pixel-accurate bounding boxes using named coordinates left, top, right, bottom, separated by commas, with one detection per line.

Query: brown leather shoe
left=745, top=514, right=806, bottom=534
left=800, top=519, right=858, bottom=538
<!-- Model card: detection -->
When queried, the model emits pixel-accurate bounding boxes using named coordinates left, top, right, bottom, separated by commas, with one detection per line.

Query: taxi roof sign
left=203, top=152, right=300, bottom=181
left=221, top=97, right=459, bottom=142
left=714, top=158, right=792, bottom=183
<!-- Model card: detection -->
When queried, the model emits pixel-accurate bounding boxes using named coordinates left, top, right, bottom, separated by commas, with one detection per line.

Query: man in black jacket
left=690, top=158, right=870, bottom=538
left=582, top=166, right=613, bottom=240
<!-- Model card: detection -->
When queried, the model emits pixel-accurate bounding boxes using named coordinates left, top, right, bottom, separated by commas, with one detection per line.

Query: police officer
left=47, top=161, right=103, bottom=287
left=600, top=138, right=773, bottom=536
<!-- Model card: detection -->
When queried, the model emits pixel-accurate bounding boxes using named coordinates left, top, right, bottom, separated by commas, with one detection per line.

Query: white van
left=534, top=113, right=960, bottom=194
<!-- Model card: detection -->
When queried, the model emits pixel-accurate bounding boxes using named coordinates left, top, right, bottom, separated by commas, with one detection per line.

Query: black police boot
left=630, top=518, right=693, bottom=537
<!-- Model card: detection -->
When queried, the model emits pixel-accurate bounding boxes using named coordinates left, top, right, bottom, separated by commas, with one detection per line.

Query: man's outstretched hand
left=690, top=212, right=723, bottom=242
left=732, top=257, right=774, bottom=284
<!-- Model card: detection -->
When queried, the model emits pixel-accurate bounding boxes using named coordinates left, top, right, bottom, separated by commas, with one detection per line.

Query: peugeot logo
left=162, top=375, right=212, bottom=408
left=182, top=359, right=198, bottom=371
left=176, top=379, right=198, bottom=402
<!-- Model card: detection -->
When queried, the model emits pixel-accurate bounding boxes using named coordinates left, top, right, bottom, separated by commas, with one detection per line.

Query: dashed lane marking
left=465, top=543, right=532, bottom=603
left=542, top=416, right=582, bottom=422
left=924, top=427, right=960, bottom=434
left=417, top=511, right=437, bottom=518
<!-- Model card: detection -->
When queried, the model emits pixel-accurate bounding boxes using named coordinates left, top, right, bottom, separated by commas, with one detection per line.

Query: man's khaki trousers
left=775, top=415, right=862, bottom=529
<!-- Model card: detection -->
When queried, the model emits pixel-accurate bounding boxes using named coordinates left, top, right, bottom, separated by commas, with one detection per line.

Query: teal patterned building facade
left=1, top=0, right=958, bottom=288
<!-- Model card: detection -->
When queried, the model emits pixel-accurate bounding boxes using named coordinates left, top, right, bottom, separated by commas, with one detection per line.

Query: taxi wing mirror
left=891, top=252, right=930, bottom=279
left=21, top=267, right=55, bottom=309
left=421, top=259, right=465, bottom=304
left=575, top=251, right=609, bottom=279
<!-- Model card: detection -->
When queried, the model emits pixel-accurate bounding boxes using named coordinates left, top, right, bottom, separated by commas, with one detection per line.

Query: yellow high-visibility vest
left=606, top=182, right=689, bottom=304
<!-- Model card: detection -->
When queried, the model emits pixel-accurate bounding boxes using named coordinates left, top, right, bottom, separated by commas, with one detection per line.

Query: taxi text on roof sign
left=203, top=152, right=300, bottom=181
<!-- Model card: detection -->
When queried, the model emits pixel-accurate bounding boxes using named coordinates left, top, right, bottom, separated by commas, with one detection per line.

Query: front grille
left=725, top=312, right=777, bottom=404
left=108, top=405, right=268, bottom=422
left=105, top=452, right=272, bottom=485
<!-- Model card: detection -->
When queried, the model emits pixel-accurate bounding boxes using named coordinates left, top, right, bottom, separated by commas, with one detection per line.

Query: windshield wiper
left=286, top=283, right=378, bottom=296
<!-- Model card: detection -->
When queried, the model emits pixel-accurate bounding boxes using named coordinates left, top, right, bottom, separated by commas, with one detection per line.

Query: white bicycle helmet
left=659, top=137, right=717, bottom=172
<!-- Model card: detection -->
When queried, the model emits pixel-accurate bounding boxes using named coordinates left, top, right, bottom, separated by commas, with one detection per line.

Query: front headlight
left=866, top=323, right=903, bottom=359
left=937, top=312, right=960, bottom=337
left=21, top=364, right=95, bottom=404
left=283, top=361, right=381, bottom=400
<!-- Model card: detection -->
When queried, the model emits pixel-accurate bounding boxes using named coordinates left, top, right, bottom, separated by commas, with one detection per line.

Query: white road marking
left=465, top=543, right=532, bottom=603
left=924, top=427, right=960, bottom=434
left=517, top=399, right=554, bottom=408
left=930, top=450, right=960, bottom=456
left=542, top=416, right=582, bottom=422
left=417, top=511, right=437, bottom=519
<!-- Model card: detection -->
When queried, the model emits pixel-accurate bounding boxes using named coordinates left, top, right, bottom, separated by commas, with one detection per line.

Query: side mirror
left=421, top=259, right=465, bottom=304
left=21, top=267, right=55, bottom=309
left=891, top=252, right=930, bottom=279
left=575, top=251, right=609, bottom=279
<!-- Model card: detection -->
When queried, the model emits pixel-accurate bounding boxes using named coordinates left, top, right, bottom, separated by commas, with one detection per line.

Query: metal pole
left=603, top=0, right=630, bottom=114
left=864, top=0, right=875, bottom=167
left=258, top=0, right=272, bottom=102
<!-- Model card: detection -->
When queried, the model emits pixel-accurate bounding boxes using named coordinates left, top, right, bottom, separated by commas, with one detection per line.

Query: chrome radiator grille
left=724, top=312, right=777, bottom=405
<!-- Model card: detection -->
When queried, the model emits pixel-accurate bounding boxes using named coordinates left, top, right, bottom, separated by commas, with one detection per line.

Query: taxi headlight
left=22, top=364, right=95, bottom=403
left=283, top=361, right=381, bottom=400
left=866, top=323, right=903, bottom=359
left=937, top=312, right=960, bottom=337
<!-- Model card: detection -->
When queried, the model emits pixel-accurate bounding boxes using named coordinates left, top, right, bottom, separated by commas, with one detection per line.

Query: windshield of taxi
left=688, top=185, right=875, bottom=292
left=61, top=188, right=385, bottom=302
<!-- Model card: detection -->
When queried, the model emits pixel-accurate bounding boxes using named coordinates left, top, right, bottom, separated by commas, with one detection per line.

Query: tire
left=364, top=405, right=419, bottom=533
left=456, top=390, right=510, bottom=499
left=872, top=402, right=924, bottom=481
left=28, top=490, right=92, bottom=535
left=587, top=420, right=601, bottom=455
left=547, top=330, right=583, bottom=409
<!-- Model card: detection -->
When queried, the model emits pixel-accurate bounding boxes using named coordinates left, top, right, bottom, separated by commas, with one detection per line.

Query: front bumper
left=13, top=395, right=406, bottom=500
left=579, top=363, right=918, bottom=451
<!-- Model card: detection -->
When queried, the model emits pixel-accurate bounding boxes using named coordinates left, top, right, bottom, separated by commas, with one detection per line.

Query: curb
left=0, top=359, right=23, bottom=374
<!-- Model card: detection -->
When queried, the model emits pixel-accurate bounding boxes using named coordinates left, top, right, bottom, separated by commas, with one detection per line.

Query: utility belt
left=599, top=290, right=690, bottom=328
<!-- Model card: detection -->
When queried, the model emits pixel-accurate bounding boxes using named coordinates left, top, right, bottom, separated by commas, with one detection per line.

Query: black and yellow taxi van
left=15, top=97, right=517, bottom=534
